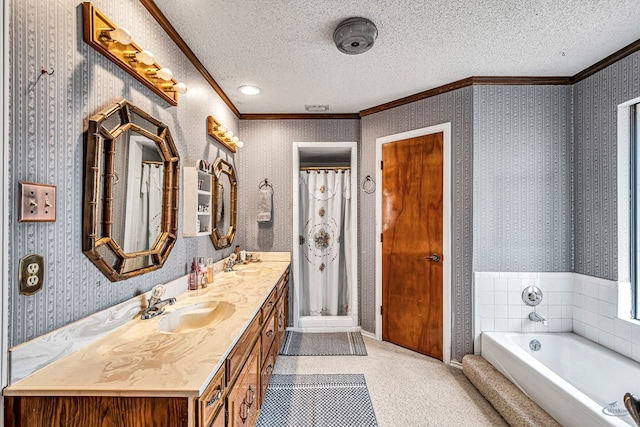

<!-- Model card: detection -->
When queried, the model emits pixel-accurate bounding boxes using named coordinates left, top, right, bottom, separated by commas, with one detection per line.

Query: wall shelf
left=183, top=167, right=212, bottom=237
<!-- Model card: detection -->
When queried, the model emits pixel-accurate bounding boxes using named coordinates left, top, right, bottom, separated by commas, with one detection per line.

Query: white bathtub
left=481, top=332, right=638, bottom=427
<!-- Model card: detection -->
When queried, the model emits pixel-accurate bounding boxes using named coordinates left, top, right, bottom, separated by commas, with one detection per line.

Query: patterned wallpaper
left=8, top=0, right=238, bottom=347
left=574, top=50, right=640, bottom=280
left=361, top=88, right=474, bottom=361
left=473, top=85, right=574, bottom=272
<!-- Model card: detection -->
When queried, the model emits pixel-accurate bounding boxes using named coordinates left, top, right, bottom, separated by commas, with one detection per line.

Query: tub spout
left=528, top=311, right=548, bottom=325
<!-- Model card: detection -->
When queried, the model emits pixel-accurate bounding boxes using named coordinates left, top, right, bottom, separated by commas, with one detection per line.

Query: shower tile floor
left=271, top=336, right=507, bottom=426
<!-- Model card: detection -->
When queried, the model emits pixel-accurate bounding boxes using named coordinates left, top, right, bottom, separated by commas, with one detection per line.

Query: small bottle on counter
left=206, top=258, right=214, bottom=284
left=189, top=260, right=198, bottom=290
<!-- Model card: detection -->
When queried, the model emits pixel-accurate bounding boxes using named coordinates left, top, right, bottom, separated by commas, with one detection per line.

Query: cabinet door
left=228, top=342, right=260, bottom=427
left=198, top=367, right=225, bottom=427
left=210, top=407, right=225, bottom=427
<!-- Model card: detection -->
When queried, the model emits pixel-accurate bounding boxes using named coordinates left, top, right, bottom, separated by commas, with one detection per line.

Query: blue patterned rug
left=257, top=374, right=378, bottom=426
left=279, top=332, right=368, bottom=356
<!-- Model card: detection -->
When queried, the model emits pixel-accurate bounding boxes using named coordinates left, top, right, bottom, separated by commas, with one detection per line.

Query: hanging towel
left=257, top=186, right=273, bottom=222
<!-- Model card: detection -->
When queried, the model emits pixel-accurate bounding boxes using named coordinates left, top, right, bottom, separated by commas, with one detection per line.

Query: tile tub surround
left=6, top=252, right=289, bottom=394
left=474, top=272, right=574, bottom=353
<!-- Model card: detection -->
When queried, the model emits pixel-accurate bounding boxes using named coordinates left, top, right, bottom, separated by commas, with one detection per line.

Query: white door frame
left=2, top=0, right=10, bottom=402
left=291, top=141, right=359, bottom=331
left=375, top=123, right=452, bottom=365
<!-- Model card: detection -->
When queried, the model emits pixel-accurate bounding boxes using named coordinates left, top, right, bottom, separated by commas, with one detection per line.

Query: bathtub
left=481, top=332, right=638, bottom=427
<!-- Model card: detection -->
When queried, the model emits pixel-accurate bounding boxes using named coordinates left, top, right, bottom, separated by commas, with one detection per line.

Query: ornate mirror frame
left=83, top=98, right=180, bottom=281
left=211, top=158, right=237, bottom=249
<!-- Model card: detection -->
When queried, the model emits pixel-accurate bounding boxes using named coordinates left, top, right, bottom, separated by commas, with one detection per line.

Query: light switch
left=19, top=182, right=56, bottom=222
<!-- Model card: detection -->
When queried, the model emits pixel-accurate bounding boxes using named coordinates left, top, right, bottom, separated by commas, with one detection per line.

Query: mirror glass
left=83, top=99, right=179, bottom=281
left=211, top=158, right=237, bottom=249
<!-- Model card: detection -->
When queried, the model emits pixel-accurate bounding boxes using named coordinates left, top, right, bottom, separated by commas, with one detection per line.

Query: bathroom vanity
left=3, top=261, right=290, bottom=427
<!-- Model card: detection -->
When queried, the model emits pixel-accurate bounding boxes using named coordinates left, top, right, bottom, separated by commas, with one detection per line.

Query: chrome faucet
left=224, top=255, right=237, bottom=272
left=528, top=311, right=548, bottom=325
left=141, top=285, right=176, bottom=320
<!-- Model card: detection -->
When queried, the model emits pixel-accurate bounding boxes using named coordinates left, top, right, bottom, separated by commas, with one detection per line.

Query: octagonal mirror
left=211, top=158, right=237, bottom=249
left=83, top=98, right=180, bottom=281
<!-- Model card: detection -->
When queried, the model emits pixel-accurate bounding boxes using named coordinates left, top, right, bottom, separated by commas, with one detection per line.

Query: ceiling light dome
left=333, top=17, right=377, bottom=55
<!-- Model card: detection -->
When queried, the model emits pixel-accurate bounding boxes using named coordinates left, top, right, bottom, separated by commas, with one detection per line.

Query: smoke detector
left=305, top=105, right=329, bottom=112
left=333, top=17, right=378, bottom=55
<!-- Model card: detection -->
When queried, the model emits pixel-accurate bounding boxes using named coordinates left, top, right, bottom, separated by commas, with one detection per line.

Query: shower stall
left=292, top=142, right=358, bottom=330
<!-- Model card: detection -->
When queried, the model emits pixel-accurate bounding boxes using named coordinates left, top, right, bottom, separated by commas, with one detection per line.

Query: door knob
left=426, top=253, right=440, bottom=263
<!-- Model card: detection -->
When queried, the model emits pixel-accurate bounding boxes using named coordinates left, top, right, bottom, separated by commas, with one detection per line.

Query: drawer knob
left=266, top=329, right=274, bottom=338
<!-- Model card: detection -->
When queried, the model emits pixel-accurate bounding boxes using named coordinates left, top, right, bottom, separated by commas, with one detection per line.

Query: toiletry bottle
left=189, top=260, right=198, bottom=290
left=206, top=258, right=214, bottom=284
left=198, top=257, right=206, bottom=287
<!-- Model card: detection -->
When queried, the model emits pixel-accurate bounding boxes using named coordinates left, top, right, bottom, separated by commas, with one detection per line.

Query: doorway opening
left=292, top=142, right=359, bottom=331
left=375, top=123, right=452, bottom=364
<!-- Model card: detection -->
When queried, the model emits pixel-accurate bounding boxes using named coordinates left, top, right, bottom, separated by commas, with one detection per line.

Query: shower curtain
left=129, top=163, right=163, bottom=269
left=299, top=169, right=352, bottom=316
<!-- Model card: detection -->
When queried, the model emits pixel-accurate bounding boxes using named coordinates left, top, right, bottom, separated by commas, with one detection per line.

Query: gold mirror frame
left=83, top=98, right=180, bottom=281
left=210, top=158, right=237, bottom=249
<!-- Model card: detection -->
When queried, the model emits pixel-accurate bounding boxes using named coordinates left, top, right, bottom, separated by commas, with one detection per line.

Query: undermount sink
left=157, top=300, right=235, bottom=334
left=235, top=267, right=272, bottom=277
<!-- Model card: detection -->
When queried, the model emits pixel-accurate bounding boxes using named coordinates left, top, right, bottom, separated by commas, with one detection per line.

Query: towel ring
left=259, top=178, right=273, bottom=191
left=361, top=175, right=375, bottom=194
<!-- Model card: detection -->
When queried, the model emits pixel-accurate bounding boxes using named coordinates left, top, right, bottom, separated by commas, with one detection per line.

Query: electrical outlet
left=19, top=254, right=44, bottom=295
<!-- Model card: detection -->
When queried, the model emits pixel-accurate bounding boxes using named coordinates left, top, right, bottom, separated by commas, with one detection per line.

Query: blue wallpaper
left=574, top=51, right=640, bottom=280
left=8, top=0, right=238, bottom=346
left=473, top=85, right=574, bottom=272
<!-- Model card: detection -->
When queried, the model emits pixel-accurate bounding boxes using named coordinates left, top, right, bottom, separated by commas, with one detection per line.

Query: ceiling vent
left=333, top=17, right=377, bottom=55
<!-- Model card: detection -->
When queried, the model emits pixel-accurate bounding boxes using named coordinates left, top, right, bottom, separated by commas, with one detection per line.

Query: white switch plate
left=19, top=181, right=56, bottom=222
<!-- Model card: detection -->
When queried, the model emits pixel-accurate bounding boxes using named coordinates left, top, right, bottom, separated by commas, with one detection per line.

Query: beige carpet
left=273, top=336, right=507, bottom=427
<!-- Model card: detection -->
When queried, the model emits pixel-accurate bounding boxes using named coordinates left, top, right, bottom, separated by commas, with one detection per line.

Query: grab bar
left=624, top=393, right=640, bottom=426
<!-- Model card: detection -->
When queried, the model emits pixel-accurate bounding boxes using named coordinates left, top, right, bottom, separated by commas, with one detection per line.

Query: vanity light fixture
left=238, top=85, right=261, bottom=95
left=82, top=2, right=183, bottom=106
left=207, top=116, right=243, bottom=153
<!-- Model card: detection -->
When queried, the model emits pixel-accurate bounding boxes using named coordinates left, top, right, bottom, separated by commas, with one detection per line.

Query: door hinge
left=380, top=160, right=383, bottom=170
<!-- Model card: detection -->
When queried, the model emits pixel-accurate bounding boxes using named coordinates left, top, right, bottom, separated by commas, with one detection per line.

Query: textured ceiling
left=153, top=0, right=640, bottom=114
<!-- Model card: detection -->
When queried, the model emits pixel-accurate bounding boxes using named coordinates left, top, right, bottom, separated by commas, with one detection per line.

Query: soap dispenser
left=206, top=258, right=214, bottom=284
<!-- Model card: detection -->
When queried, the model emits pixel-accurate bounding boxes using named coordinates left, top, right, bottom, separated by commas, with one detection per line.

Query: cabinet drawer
left=261, top=310, right=276, bottom=361
left=228, top=342, right=260, bottom=427
left=260, top=337, right=277, bottom=405
left=227, top=315, right=260, bottom=385
left=261, top=287, right=277, bottom=323
left=198, top=366, right=225, bottom=427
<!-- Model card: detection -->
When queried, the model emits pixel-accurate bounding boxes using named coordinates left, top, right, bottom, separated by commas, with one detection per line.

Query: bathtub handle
left=426, top=253, right=440, bottom=263
left=624, top=393, right=640, bottom=426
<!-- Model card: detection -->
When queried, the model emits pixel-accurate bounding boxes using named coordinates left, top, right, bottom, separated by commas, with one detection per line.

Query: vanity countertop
left=4, top=261, right=290, bottom=398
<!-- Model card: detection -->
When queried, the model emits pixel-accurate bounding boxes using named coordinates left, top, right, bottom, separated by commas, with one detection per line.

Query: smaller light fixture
left=238, top=85, right=261, bottom=95
left=100, top=26, right=132, bottom=44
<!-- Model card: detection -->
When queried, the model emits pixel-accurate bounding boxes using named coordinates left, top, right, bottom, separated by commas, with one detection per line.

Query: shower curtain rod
left=299, top=166, right=351, bottom=171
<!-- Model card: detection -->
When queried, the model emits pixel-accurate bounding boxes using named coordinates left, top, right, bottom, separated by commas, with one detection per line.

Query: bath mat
left=256, top=374, right=378, bottom=427
left=279, top=332, right=367, bottom=356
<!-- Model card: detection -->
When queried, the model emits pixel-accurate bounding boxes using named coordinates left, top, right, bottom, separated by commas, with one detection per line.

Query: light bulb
left=156, top=68, right=173, bottom=81
left=231, top=136, right=239, bottom=143
left=215, top=125, right=227, bottom=133
left=235, top=140, right=244, bottom=148
left=108, top=27, right=132, bottom=44
left=174, top=82, right=187, bottom=94
left=224, top=131, right=233, bottom=139
left=135, top=50, right=155, bottom=65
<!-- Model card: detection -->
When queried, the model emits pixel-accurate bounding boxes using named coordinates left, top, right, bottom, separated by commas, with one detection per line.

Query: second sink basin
left=158, top=300, right=235, bottom=334
left=235, top=267, right=272, bottom=277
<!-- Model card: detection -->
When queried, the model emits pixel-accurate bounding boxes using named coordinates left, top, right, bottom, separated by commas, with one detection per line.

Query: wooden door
left=381, top=132, right=443, bottom=360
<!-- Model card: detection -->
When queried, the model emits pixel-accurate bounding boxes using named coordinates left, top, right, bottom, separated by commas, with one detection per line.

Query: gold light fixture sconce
left=82, top=2, right=187, bottom=106
left=207, top=116, right=244, bottom=153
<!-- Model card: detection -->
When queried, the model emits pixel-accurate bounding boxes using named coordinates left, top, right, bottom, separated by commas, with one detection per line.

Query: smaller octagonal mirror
left=211, top=158, right=237, bottom=249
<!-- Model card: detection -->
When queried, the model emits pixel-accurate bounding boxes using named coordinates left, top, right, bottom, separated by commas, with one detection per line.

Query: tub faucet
left=624, top=393, right=640, bottom=426
left=528, top=311, right=548, bottom=325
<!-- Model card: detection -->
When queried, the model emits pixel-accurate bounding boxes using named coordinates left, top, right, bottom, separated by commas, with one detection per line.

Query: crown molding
left=240, top=113, right=360, bottom=120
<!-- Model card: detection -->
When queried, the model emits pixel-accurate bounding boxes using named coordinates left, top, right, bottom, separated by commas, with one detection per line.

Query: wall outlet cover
left=19, top=254, right=44, bottom=296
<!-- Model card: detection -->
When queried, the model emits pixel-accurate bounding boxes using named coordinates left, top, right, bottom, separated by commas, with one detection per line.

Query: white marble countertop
left=4, top=260, right=290, bottom=398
